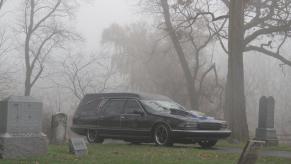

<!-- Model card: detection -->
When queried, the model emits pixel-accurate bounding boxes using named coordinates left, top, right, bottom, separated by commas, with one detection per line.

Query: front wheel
left=86, top=129, right=104, bottom=144
left=198, top=140, right=217, bottom=149
left=153, top=124, right=173, bottom=146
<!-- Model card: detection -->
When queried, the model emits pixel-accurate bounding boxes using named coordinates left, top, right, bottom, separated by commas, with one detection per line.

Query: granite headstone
left=0, top=96, right=48, bottom=159
left=255, top=96, right=278, bottom=146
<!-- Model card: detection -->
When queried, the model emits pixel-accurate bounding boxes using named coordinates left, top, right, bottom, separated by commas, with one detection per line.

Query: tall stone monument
left=0, top=96, right=48, bottom=159
left=255, top=96, right=278, bottom=146
left=51, top=113, right=67, bottom=144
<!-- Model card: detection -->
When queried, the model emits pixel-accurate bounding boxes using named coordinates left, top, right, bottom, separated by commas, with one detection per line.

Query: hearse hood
left=153, top=109, right=224, bottom=123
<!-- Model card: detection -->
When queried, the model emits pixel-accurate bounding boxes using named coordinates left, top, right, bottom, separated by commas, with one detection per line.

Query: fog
left=0, top=0, right=291, bottom=144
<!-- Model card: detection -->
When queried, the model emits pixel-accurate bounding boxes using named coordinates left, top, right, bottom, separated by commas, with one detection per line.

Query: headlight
left=221, top=122, right=228, bottom=129
left=178, top=122, right=198, bottom=129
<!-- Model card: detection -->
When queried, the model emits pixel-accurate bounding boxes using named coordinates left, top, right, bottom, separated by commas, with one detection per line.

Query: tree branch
left=31, top=0, right=61, bottom=33
left=245, top=45, right=291, bottom=67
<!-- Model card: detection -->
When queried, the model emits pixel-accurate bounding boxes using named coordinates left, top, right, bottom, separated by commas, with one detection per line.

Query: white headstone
left=51, top=113, right=67, bottom=144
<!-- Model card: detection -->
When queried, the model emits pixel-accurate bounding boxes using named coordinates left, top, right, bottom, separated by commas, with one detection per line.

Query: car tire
left=86, top=129, right=104, bottom=144
left=198, top=140, right=217, bottom=149
left=153, top=124, right=173, bottom=146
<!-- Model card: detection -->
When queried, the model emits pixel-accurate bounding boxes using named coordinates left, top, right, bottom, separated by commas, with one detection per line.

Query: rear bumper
left=171, top=129, right=231, bottom=140
left=70, top=125, right=87, bottom=135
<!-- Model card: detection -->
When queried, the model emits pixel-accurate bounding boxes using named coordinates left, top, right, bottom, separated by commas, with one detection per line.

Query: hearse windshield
left=141, top=100, right=186, bottom=113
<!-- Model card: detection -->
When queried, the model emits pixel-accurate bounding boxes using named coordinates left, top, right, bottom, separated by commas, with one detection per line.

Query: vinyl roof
left=84, top=92, right=172, bottom=101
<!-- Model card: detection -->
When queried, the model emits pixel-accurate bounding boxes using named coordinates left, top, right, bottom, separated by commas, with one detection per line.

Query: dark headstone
left=255, top=96, right=278, bottom=146
left=69, top=138, right=88, bottom=157
left=238, top=140, right=265, bottom=164
left=258, top=96, right=267, bottom=128
left=266, top=97, right=275, bottom=128
left=0, top=96, right=48, bottom=159
left=51, top=113, right=67, bottom=144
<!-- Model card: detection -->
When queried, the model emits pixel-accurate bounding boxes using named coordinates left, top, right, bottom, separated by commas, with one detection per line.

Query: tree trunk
left=160, top=0, right=199, bottom=110
left=225, top=0, right=249, bottom=141
left=24, top=77, right=31, bottom=96
left=24, top=32, right=32, bottom=96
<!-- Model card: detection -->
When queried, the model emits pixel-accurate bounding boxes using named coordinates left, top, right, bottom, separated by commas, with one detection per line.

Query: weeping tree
left=102, top=22, right=223, bottom=111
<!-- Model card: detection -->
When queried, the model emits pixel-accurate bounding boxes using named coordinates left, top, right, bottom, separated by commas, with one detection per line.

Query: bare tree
left=0, top=0, right=14, bottom=97
left=0, top=0, right=5, bottom=10
left=144, top=0, right=222, bottom=111
left=209, top=0, right=291, bottom=141
left=58, top=52, right=116, bottom=100
left=22, top=0, right=78, bottom=96
left=168, top=0, right=291, bottom=141
left=224, top=0, right=248, bottom=141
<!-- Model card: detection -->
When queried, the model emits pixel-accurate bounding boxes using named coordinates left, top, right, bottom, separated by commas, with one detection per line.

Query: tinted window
left=77, top=97, right=103, bottom=112
left=124, top=100, right=143, bottom=114
left=102, top=99, right=125, bottom=116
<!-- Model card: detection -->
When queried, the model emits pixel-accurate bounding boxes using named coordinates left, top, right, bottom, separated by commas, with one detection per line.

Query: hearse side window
left=102, top=99, right=125, bottom=116
left=124, top=100, right=143, bottom=114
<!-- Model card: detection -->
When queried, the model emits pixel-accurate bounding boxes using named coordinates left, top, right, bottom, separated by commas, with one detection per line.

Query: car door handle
left=120, top=115, right=128, bottom=119
left=99, top=116, right=105, bottom=120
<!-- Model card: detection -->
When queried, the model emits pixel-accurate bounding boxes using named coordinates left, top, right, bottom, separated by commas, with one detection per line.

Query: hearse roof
left=84, top=92, right=172, bottom=101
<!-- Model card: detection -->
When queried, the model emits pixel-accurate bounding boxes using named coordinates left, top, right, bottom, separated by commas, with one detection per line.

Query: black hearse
left=71, top=93, right=231, bottom=148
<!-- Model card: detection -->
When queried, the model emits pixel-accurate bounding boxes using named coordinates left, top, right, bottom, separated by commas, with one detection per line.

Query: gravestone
left=237, top=140, right=265, bottom=164
left=255, top=96, right=278, bottom=146
left=0, top=96, right=48, bottom=159
left=69, top=138, right=88, bottom=157
left=51, top=113, right=67, bottom=144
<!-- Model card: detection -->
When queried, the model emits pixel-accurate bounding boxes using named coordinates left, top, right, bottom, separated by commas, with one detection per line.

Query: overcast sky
left=76, top=0, right=139, bottom=51
left=0, top=0, right=139, bottom=52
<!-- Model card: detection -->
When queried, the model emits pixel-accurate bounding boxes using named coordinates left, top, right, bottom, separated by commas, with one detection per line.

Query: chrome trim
left=171, top=129, right=232, bottom=134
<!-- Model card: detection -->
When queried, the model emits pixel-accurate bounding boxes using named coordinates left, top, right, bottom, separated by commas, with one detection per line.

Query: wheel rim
left=87, top=129, right=97, bottom=143
left=155, top=125, right=168, bottom=145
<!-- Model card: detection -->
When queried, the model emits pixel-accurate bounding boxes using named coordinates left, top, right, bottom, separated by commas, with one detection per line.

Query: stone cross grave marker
left=255, top=96, right=278, bottom=146
left=51, top=113, right=67, bottom=144
left=69, top=138, right=88, bottom=157
left=0, top=96, right=48, bottom=159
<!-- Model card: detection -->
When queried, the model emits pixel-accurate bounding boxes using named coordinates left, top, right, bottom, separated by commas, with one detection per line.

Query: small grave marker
left=69, top=138, right=88, bottom=157
left=238, top=140, right=265, bottom=164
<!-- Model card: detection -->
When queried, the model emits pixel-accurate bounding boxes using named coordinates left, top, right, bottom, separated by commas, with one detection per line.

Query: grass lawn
left=1, top=143, right=291, bottom=164
left=217, top=140, right=291, bottom=152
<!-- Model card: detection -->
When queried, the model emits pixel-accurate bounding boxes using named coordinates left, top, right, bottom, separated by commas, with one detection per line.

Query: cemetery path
left=215, top=147, right=291, bottom=159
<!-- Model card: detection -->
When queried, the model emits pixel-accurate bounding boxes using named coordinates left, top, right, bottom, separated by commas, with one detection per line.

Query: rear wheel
left=153, top=124, right=173, bottom=146
left=198, top=140, right=217, bottom=149
left=86, top=129, right=104, bottom=144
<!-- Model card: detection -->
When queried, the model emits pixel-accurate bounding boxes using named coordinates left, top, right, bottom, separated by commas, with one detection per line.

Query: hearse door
left=120, top=99, right=150, bottom=138
left=98, top=99, right=126, bottom=137
left=75, top=98, right=103, bottom=127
